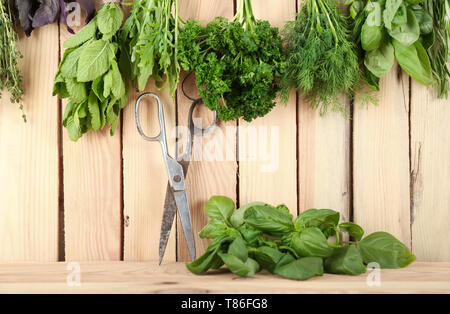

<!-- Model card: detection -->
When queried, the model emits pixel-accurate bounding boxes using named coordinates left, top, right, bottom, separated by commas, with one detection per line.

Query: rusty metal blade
left=159, top=183, right=177, bottom=265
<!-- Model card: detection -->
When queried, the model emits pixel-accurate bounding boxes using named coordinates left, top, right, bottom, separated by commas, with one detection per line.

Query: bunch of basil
left=187, top=196, right=416, bottom=281
left=348, top=0, right=436, bottom=90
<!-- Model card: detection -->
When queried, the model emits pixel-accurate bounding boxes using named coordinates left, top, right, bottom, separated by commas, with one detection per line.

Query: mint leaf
left=64, top=18, right=97, bottom=49
left=97, top=4, right=123, bottom=36
left=65, top=78, right=87, bottom=103
left=88, top=92, right=101, bottom=131
left=111, top=61, right=126, bottom=98
left=77, top=40, right=112, bottom=82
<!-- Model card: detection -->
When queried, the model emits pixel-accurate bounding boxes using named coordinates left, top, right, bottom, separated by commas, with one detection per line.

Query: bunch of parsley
left=282, top=0, right=362, bottom=115
left=178, top=0, right=284, bottom=122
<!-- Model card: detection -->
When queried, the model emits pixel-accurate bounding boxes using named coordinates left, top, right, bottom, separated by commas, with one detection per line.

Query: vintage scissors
left=135, top=93, right=218, bottom=264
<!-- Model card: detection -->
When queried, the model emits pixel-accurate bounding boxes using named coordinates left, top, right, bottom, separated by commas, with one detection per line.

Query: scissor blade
left=173, top=190, right=196, bottom=261
left=159, top=184, right=177, bottom=265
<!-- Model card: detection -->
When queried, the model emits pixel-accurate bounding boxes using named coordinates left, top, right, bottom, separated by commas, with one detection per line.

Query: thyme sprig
left=0, top=0, right=24, bottom=118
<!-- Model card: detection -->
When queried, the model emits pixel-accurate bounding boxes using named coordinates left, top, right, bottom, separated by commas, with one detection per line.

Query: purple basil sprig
left=15, top=0, right=96, bottom=36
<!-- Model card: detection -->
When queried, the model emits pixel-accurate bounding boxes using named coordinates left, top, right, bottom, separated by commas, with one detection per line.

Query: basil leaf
left=244, top=205, right=295, bottom=237
left=205, top=196, right=235, bottom=221
left=365, top=66, right=381, bottom=90
left=218, top=253, right=260, bottom=277
left=388, top=8, right=420, bottom=47
left=364, top=41, right=395, bottom=78
left=419, top=31, right=435, bottom=50
left=199, top=220, right=231, bottom=239
left=77, top=39, right=113, bottom=82
left=393, top=39, right=435, bottom=85
left=291, top=227, right=334, bottom=258
left=276, top=253, right=296, bottom=269
left=339, top=222, right=365, bottom=241
left=362, top=23, right=384, bottom=51
left=391, top=4, right=407, bottom=27
left=358, top=232, right=416, bottom=268
left=228, top=237, right=248, bottom=262
left=275, top=257, right=324, bottom=281
left=383, top=0, right=403, bottom=30
left=230, top=202, right=268, bottom=228
left=410, top=6, right=433, bottom=35
left=186, top=237, right=232, bottom=275
left=237, top=223, right=263, bottom=246
left=350, top=0, right=364, bottom=19
left=294, top=209, right=340, bottom=233
left=252, top=247, right=285, bottom=273
left=324, top=245, right=367, bottom=276
left=365, top=2, right=383, bottom=27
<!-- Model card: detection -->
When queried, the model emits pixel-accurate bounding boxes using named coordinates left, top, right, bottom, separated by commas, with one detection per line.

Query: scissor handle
left=135, top=92, right=169, bottom=153
left=188, top=98, right=218, bottom=135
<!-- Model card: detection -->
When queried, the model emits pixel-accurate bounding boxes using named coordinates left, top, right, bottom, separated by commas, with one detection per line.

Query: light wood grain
left=123, top=83, right=176, bottom=262
left=63, top=0, right=122, bottom=261
left=177, top=0, right=237, bottom=262
left=298, top=0, right=351, bottom=224
left=410, top=83, right=450, bottom=261
left=353, top=65, right=411, bottom=246
left=0, top=25, right=59, bottom=262
left=0, top=262, right=448, bottom=294
left=239, top=0, right=298, bottom=216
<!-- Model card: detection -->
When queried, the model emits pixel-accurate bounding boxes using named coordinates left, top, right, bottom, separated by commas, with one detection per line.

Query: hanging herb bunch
left=281, top=0, right=363, bottom=115
left=15, top=0, right=95, bottom=36
left=348, top=0, right=437, bottom=92
left=178, top=0, right=285, bottom=122
left=423, top=0, right=450, bottom=98
left=0, top=0, right=23, bottom=113
left=53, top=2, right=128, bottom=141
left=120, top=0, right=181, bottom=99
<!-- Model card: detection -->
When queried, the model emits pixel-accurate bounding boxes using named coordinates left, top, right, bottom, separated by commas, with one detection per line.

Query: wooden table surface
left=0, top=262, right=448, bottom=294
left=0, top=0, right=449, bottom=267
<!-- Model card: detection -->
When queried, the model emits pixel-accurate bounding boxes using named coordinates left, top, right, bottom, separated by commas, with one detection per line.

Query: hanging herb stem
left=425, top=0, right=450, bottom=99
left=0, top=0, right=25, bottom=119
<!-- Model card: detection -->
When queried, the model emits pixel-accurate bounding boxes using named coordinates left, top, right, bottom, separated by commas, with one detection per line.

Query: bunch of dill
left=281, top=0, right=362, bottom=115
left=0, top=0, right=23, bottom=109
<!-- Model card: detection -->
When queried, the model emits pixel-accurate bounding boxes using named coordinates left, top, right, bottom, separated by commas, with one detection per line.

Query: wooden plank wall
left=63, top=0, right=122, bottom=261
left=298, top=0, right=351, bottom=227
left=0, top=0, right=448, bottom=263
left=0, top=25, right=59, bottom=262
